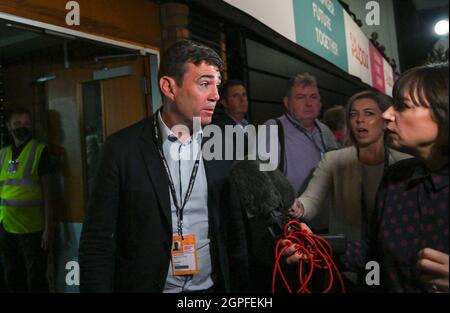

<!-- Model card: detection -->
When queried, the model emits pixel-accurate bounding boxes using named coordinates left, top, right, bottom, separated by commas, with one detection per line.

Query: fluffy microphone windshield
left=229, top=160, right=295, bottom=218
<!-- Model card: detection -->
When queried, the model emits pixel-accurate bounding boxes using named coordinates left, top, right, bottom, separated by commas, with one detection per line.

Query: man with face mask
left=0, top=107, right=54, bottom=292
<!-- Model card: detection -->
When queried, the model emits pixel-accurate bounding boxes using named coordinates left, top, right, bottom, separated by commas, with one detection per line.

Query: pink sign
left=370, top=43, right=385, bottom=93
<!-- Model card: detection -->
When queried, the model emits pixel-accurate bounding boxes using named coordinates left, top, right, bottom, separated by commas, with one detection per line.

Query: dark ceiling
left=0, top=20, right=65, bottom=60
left=412, top=0, right=449, bottom=11
left=395, top=0, right=449, bottom=70
left=0, top=19, right=132, bottom=65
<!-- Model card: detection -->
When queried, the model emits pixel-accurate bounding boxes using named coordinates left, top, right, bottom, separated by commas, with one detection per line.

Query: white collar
left=157, top=110, right=203, bottom=145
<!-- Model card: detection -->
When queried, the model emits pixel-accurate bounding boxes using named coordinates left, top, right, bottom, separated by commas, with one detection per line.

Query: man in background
left=264, top=73, right=339, bottom=230
left=0, top=107, right=54, bottom=292
left=213, top=80, right=249, bottom=129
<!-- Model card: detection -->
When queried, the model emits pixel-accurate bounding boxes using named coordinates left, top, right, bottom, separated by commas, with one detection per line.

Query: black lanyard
left=285, top=114, right=327, bottom=158
left=153, top=112, right=201, bottom=238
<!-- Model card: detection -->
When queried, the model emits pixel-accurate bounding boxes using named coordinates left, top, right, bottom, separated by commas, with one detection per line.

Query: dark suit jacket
left=212, top=113, right=251, bottom=161
left=212, top=112, right=239, bottom=129
left=79, top=116, right=237, bottom=292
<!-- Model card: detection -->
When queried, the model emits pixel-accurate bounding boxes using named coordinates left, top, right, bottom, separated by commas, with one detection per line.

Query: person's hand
left=288, top=199, right=304, bottom=220
left=280, top=223, right=313, bottom=264
left=416, top=248, right=449, bottom=293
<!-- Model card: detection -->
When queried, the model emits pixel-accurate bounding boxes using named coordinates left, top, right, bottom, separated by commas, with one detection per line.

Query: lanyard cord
left=284, top=114, right=327, bottom=157
left=153, top=112, right=201, bottom=238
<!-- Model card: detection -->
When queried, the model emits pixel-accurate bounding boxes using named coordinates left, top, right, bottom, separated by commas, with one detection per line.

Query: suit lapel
left=224, top=113, right=238, bottom=126
left=138, top=116, right=172, bottom=231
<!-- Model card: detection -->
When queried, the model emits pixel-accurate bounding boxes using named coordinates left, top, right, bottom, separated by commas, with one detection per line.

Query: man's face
left=7, top=113, right=32, bottom=143
left=167, top=62, right=221, bottom=126
left=284, top=84, right=321, bottom=124
left=223, top=85, right=248, bottom=117
left=7, top=113, right=32, bottom=133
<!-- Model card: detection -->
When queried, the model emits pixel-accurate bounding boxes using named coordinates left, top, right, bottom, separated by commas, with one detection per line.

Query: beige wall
left=224, top=0, right=297, bottom=42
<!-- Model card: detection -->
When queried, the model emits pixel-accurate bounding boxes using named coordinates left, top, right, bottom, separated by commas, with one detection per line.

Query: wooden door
left=81, top=54, right=152, bottom=197
left=99, top=55, right=151, bottom=137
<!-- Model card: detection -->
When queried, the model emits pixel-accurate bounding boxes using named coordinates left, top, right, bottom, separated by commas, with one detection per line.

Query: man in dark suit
left=213, top=80, right=249, bottom=129
left=79, top=40, right=243, bottom=292
left=213, top=81, right=252, bottom=161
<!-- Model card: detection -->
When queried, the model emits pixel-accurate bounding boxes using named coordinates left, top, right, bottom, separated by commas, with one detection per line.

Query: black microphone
left=229, top=160, right=294, bottom=215
left=229, top=160, right=346, bottom=263
left=229, top=159, right=294, bottom=236
left=229, top=160, right=295, bottom=268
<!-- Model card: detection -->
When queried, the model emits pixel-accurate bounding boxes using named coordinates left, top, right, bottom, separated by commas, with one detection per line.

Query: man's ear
left=159, top=76, right=176, bottom=101
left=283, top=96, right=289, bottom=111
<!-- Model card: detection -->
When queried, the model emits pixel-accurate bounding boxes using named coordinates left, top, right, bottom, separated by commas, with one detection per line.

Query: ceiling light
left=434, top=20, right=449, bottom=36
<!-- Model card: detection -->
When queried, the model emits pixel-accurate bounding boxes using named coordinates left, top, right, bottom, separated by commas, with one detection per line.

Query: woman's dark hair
left=345, top=90, right=392, bottom=146
left=392, top=63, right=449, bottom=156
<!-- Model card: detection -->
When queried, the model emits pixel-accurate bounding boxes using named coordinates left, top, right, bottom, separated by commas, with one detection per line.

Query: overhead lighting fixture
left=5, top=23, right=76, bottom=39
left=36, top=75, right=56, bottom=83
left=434, top=20, right=449, bottom=36
left=5, top=23, right=42, bottom=33
left=44, top=29, right=76, bottom=40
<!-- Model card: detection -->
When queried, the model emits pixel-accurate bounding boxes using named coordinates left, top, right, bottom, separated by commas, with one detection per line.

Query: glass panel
left=82, top=80, right=103, bottom=196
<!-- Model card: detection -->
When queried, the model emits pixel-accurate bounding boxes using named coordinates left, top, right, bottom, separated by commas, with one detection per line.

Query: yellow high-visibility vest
left=0, top=139, right=46, bottom=234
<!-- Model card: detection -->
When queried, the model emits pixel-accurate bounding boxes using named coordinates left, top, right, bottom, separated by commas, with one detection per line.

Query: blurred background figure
left=213, top=80, right=251, bottom=160
left=0, top=107, right=54, bottom=292
left=213, top=80, right=249, bottom=128
left=322, top=105, right=347, bottom=147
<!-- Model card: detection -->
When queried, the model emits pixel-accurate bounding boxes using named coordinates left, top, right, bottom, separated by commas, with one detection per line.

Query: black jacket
left=79, top=116, right=239, bottom=292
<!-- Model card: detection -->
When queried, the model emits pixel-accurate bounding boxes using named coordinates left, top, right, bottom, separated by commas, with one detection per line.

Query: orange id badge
left=171, top=234, right=199, bottom=276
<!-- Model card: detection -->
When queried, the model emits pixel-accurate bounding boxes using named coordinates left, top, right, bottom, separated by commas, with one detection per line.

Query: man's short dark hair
left=220, top=80, right=246, bottom=99
left=7, top=107, right=32, bottom=123
left=158, top=39, right=224, bottom=87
